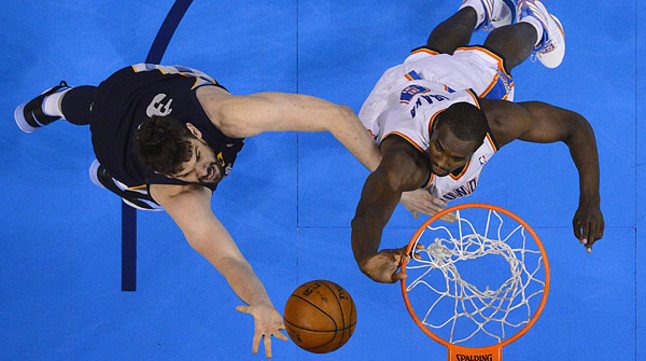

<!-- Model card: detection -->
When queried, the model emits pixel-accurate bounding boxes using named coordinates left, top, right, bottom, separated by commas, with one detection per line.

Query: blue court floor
left=1, top=1, right=644, bottom=360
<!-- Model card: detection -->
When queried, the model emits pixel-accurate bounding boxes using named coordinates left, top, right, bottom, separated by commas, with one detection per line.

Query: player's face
left=428, top=123, right=480, bottom=177
left=170, top=138, right=225, bottom=186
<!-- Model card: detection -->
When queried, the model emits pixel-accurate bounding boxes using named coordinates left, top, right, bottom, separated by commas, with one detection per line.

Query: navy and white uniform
left=90, top=64, right=244, bottom=209
left=360, top=47, right=507, bottom=202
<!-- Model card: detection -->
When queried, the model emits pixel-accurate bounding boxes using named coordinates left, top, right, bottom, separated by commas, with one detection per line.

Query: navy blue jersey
left=90, top=64, right=244, bottom=192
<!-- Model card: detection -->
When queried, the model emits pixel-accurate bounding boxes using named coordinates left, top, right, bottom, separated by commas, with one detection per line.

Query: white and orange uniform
left=359, top=46, right=509, bottom=202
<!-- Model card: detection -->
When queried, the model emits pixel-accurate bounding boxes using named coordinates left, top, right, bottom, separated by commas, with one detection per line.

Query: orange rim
left=400, top=203, right=550, bottom=351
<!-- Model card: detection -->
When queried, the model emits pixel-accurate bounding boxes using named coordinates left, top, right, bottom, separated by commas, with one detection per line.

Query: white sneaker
left=517, top=0, right=565, bottom=68
left=468, top=0, right=517, bottom=31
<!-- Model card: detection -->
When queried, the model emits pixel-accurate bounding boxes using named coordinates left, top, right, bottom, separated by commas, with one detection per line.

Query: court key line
left=122, top=0, right=194, bottom=292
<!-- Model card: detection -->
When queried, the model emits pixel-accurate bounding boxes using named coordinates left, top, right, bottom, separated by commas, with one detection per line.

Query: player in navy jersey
left=17, top=62, right=436, bottom=358
left=352, top=0, right=604, bottom=283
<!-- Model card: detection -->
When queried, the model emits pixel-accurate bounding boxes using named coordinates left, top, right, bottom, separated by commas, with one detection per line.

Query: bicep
left=482, top=99, right=584, bottom=147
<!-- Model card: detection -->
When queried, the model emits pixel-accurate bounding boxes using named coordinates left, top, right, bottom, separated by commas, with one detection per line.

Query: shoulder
left=379, top=136, right=430, bottom=189
left=150, top=183, right=212, bottom=206
left=195, top=85, right=237, bottom=127
left=478, top=98, right=533, bottom=148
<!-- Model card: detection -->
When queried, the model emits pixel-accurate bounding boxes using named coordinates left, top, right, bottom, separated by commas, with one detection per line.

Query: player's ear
left=185, top=122, right=203, bottom=139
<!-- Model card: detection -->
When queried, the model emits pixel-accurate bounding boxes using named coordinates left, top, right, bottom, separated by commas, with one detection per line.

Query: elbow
left=333, top=104, right=357, bottom=125
left=338, top=104, right=355, bottom=116
left=564, top=113, right=596, bottom=145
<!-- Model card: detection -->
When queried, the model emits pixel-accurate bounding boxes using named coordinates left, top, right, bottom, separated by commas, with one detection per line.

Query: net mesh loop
left=406, top=209, right=546, bottom=344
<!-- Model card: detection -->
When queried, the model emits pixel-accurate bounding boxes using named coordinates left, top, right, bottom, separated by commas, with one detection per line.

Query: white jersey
left=362, top=79, right=498, bottom=203
left=360, top=46, right=509, bottom=202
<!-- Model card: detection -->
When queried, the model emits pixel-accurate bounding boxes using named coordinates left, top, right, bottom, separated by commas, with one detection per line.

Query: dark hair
left=436, top=102, right=488, bottom=143
left=135, top=115, right=195, bottom=175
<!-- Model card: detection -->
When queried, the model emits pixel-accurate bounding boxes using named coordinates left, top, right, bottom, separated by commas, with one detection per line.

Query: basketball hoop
left=400, top=203, right=550, bottom=361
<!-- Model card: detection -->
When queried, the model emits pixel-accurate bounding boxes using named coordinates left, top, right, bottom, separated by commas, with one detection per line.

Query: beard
left=198, top=161, right=225, bottom=185
left=195, top=141, right=226, bottom=186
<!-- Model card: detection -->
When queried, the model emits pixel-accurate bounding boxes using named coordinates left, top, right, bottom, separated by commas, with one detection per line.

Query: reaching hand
left=572, top=203, right=604, bottom=253
left=236, top=304, right=289, bottom=358
left=400, top=188, right=457, bottom=222
left=359, top=246, right=411, bottom=283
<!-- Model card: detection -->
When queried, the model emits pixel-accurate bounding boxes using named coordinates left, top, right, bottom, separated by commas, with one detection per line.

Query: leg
left=483, top=23, right=537, bottom=72
left=426, top=8, right=478, bottom=55
left=14, top=83, right=97, bottom=133
left=426, top=0, right=516, bottom=55
left=60, top=86, right=97, bottom=125
left=485, top=0, right=566, bottom=71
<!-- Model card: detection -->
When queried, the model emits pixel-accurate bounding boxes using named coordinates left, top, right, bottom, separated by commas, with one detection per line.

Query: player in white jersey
left=352, top=0, right=605, bottom=283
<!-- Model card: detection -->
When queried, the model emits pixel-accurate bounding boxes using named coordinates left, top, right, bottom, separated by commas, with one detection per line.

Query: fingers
left=263, top=330, right=289, bottom=358
left=573, top=219, right=587, bottom=251
left=236, top=305, right=250, bottom=314
left=412, top=243, right=424, bottom=260
left=274, top=330, right=289, bottom=342
left=440, top=211, right=458, bottom=222
left=584, top=221, right=592, bottom=250
left=252, top=332, right=261, bottom=355
left=424, top=204, right=456, bottom=222
left=391, top=252, right=409, bottom=282
left=574, top=221, right=603, bottom=253
left=430, top=197, right=449, bottom=208
left=573, top=219, right=583, bottom=241
left=392, top=270, right=408, bottom=282
left=388, top=250, right=409, bottom=283
left=585, top=221, right=605, bottom=253
left=264, top=333, right=272, bottom=358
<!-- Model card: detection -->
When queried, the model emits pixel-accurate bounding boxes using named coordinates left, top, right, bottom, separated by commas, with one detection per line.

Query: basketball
left=283, top=280, right=357, bottom=353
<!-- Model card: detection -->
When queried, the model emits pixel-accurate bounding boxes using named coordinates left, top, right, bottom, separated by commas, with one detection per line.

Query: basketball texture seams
left=283, top=280, right=357, bottom=353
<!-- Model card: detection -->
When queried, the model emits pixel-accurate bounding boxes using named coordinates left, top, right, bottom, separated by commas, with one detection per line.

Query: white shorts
left=359, top=46, right=514, bottom=137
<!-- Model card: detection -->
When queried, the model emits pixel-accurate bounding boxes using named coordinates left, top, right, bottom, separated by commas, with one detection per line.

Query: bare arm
left=351, top=136, right=431, bottom=283
left=201, top=91, right=381, bottom=171
left=201, top=90, right=451, bottom=218
left=149, top=183, right=287, bottom=358
left=480, top=99, right=604, bottom=250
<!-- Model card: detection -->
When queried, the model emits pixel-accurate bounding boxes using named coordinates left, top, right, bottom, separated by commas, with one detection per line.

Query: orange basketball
left=283, top=280, right=357, bottom=353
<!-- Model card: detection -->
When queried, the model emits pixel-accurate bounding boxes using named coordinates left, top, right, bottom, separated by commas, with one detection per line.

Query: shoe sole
left=89, top=159, right=107, bottom=190
left=14, top=101, right=37, bottom=133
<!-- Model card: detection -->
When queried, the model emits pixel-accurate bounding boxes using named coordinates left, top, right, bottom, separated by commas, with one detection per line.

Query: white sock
left=459, top=0, right=486, bottom=29
left=519, top=16, right=544, bottom=47
left=42, top=87, right=71, bottom=118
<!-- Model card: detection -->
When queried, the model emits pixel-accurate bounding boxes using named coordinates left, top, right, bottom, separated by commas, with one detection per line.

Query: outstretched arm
left=351, top=136, right=431, bottom=283
left=200, top=91, right=382, bottom=172
left=204, top=90, right=452, bottom=218
left=150, top=183, right=288, bottom=358
left=480, top=99, right=604, bottom=251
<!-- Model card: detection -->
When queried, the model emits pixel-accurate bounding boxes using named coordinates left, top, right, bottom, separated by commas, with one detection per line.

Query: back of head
left=437, top=102, right=488, bottom=143
left=135, top=115, right=194, bottom=176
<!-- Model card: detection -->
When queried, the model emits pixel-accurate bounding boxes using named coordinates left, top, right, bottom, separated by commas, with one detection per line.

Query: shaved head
left=435, top=102, right=488, bottom=144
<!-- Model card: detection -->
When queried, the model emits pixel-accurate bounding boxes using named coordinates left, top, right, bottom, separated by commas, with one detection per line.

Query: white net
left=405, top=208, right=547, bottom=346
